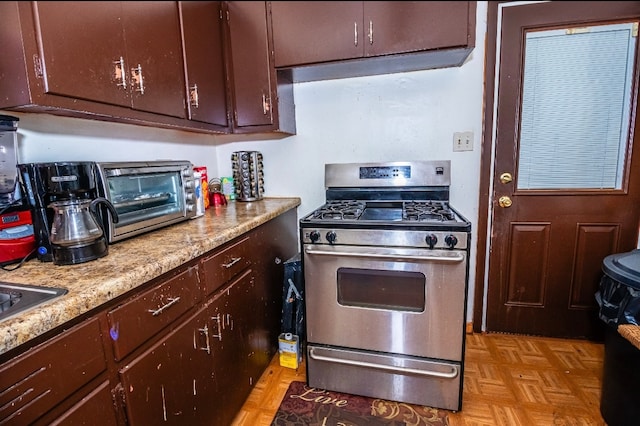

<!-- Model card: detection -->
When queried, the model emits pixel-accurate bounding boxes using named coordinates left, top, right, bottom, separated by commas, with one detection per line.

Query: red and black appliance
left=0, top=114, right=36, bottom=267
left=299, top=160, right=471, bottom=411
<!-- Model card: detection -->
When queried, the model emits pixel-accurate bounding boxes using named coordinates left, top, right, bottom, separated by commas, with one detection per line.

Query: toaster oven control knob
left=326, top=231, right=337, bottom=244
left=445, top=234, right=458, bottom=249
left=309, top=230, right=320, bottom=243
left=425, top=234, right=438, bottom=249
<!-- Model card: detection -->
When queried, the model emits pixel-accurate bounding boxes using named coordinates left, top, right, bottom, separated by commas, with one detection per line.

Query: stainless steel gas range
left=300, top=160, right=471, bottom=411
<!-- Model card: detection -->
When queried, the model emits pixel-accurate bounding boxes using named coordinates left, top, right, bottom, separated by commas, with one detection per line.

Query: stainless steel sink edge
left=0, top=282, right=69, bottom=323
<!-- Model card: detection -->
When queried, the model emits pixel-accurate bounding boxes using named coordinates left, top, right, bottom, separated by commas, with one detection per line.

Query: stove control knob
left=326, top=231, right=337, bottom=244
left=425, top=234, right=438, bottom=249
left=445, top=234, right=458, bottom=249
left=309, top=230, right=320, bottom=243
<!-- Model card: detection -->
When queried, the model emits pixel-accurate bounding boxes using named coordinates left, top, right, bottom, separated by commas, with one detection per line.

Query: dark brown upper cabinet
left=0, top=1, right=236, bottom=134
left=179, top=1, right=230, bottom=131
left=224, top=1, right=295, bottom=135
left=269, top=1, right=477, bottom=82
left=32, top=1, right=186, bottom=118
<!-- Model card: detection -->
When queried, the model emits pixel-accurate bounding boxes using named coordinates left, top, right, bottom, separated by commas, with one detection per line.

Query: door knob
left=498, top=196, right=512, bottom=208
left=499, top=172, right=513, bottom=184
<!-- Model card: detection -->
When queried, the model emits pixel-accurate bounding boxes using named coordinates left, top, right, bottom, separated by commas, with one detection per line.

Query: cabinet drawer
left=107, top=266, right=201, bottom=361
left=0, top=317, right=106, bottom=425
left=201, top=236, right=252, bottom=296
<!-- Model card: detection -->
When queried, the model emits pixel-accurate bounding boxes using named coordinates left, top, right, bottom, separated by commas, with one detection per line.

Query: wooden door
left=179, top=1, right=230, bottom=129
left=486, top=2, right=640, bottom=339
left=33, top=1, right=131, bottom=108
left=270, top=1, right=363, bottom=67
left=363, top=1, right=472, bottom=57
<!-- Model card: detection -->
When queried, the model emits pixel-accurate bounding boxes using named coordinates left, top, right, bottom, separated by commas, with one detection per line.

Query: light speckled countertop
left=0, top=197, right=300, bottom=356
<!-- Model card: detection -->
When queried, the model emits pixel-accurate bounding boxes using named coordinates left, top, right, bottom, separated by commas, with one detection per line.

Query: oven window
left=336, top=268, right=425, bottom=312
left=107, top=172, right=183, bottom=225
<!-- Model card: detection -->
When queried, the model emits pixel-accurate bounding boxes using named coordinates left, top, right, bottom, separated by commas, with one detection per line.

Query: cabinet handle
left=212, top=313, right=222, bottom=340
left=368, top=20, right=373, bottom=45
left=226, top=313, right=233, bottom=330
left=131, top=64, right=145, bottom=94
left=147, top=297, right=180, bottom=316
left=113, top=57, right=126, bottom=89
left=222, top=257, right=242, bottom=269
left=196, top=324, right=211, bottom=354
left=189, top=84, right=199, bottom=108
left=354, top=22, right=358, bottom=46
left=261, top=93, right=271, bottom=115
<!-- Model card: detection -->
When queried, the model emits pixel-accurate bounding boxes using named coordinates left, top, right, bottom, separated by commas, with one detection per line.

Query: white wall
left=4, top=2, right=488, bottom=320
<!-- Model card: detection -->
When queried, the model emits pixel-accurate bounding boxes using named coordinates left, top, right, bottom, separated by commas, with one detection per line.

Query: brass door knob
left=499, top=172, right=513, bottom=184
left=498, top=196, right=512, bottom=208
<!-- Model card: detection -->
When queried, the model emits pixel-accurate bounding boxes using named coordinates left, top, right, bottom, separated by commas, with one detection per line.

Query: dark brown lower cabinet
left=119, top=300, right=217, bottom=425
left=120, top=268, right=261, bottom=426
left=0, top=210, right=298, bottom=425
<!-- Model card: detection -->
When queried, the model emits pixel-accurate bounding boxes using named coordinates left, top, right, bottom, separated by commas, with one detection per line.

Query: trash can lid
left=603, top=249, right=640, bottom=290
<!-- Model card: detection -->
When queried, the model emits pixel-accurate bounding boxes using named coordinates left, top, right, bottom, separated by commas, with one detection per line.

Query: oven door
left=303, top=244, right=467, bottom=361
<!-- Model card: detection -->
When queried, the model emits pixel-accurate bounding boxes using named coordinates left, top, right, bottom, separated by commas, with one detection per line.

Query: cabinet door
left=33, top=1, right=131, bottom=108
left=119, top=305, right=216, bottom=426
left=207, top=269, right=256, bottom=426
left=122, top=1, right=186, bottom=118
left=0, top=318, right=107, bottom=425
left=226, top=1, right=275, bottom=128
left=270, top=1, right=363, bottom=67
left=180, top=1, right=230, bottom=128
left=363, top=1, right=472, bottom=57
left=32, top=1, right=186, bottom=119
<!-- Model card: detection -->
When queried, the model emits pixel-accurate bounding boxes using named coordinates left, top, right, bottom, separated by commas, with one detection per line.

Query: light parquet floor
left=232, top=333, right=606, bottom=426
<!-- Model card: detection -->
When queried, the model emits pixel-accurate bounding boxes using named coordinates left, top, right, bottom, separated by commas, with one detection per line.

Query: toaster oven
left=95, top=161, right=198, bottom=243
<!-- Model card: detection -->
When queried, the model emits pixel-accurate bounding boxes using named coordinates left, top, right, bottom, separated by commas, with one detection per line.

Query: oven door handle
left=308, top=347, right=459, bottom=379
left=305, top=248, right=465, bottom=263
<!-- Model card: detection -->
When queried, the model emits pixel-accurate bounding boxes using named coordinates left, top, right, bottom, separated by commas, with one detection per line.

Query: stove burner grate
left=312, top=200, right=365, bottom=220
left=403, top=201, right=455, bottom=222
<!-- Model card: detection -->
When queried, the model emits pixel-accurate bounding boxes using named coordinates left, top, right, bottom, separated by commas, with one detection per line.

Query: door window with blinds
left=517, top=22, right=638, bottom=190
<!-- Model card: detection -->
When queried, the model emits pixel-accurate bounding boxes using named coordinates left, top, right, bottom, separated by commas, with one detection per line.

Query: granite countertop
left=0, top=197, right=300, bottom=356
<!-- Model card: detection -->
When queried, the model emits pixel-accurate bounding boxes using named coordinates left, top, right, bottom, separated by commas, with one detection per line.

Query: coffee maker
left=18, top=162, right=118, bottom=265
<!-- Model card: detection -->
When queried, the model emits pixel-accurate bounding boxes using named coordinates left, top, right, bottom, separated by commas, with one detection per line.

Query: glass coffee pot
left=48, top=197, right=118, bottom=265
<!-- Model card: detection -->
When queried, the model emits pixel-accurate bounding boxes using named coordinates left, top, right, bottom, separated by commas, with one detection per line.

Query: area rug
left=271, top=381, right=449, bottom=425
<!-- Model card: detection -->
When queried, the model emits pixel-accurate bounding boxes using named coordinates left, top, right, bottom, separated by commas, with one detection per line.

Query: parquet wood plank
left=232, top=333, right=606, bottom=426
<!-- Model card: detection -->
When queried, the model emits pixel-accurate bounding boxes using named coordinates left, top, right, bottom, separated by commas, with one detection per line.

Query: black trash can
left=596, top=249, right=640, bottom=426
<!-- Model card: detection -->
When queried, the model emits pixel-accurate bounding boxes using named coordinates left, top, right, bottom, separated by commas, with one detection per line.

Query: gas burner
left=312, top=200, right=365, bottom=220
left=403, top=201, right=455, bottom=222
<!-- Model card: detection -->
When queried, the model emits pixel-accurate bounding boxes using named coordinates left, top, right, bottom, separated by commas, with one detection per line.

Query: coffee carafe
left=48, top=197, right=118, bottom=265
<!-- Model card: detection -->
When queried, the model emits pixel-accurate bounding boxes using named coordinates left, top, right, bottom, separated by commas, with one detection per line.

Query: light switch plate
left=453, top=131, right=473, bottom=152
